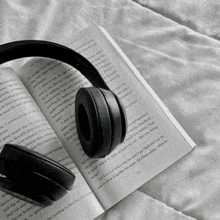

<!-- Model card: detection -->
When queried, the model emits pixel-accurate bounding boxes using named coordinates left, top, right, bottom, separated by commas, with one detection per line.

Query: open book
left=0, top=26, right=195, bottom=220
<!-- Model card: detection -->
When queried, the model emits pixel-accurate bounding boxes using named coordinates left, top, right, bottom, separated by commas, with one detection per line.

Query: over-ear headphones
left=0, top=40, right=127, bottom=206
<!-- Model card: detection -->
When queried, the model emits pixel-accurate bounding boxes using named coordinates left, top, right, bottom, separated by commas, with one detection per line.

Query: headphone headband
left=0, top=40, right=109, bottom=90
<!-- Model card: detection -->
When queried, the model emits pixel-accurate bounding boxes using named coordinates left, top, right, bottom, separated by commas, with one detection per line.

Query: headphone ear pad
left=0, top=177, right=54, bottom=207
left=75, top=87, right=113, bottom=158
left=1, top=144, right=75, bottom=189
left=75, top=87, right=127, bottom=158
left=0, top=144, right=75, bottom=207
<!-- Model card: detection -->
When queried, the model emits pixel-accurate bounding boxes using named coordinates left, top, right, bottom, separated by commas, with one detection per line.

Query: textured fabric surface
left=133, top=0, right=220, bottom=39
left=1, top=0, right=220, bottom=219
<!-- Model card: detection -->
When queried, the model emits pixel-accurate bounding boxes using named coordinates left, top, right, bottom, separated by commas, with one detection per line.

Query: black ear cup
left=98, top=88, right=125, bottom=150
left=75, top=87, right=127, bottom=158
left=0, top=177, right=54, bottom=207
left=0, top=144, right=75, bottom=207
left=109, top=90, right=127, bottom=143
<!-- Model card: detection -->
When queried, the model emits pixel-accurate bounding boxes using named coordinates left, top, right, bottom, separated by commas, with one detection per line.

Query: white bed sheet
left=1, top=0, right=220, bottom=219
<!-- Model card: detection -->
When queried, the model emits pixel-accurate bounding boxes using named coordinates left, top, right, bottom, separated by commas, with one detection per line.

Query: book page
left=18, top=26, right=195, bottom=210
left=0, top=68, right=103, bottom=220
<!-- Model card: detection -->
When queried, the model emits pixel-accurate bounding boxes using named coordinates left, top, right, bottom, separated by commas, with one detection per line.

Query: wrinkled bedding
left=1, top=0, right=220, bottom=219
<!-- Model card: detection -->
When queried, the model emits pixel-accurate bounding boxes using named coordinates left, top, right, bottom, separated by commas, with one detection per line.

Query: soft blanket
left=1, top=0, right=220, bottom=219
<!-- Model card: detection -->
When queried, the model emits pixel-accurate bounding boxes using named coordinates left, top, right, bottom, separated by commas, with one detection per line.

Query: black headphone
left=0, top=40, right=127, bottom=206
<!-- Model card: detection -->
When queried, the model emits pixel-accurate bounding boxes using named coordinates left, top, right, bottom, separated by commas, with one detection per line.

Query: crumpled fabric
left=1, top=0, right=220, bottom=219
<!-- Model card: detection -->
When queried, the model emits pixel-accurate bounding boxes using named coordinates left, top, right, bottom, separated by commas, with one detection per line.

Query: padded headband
left=0, top=40, right=109, bottom=90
